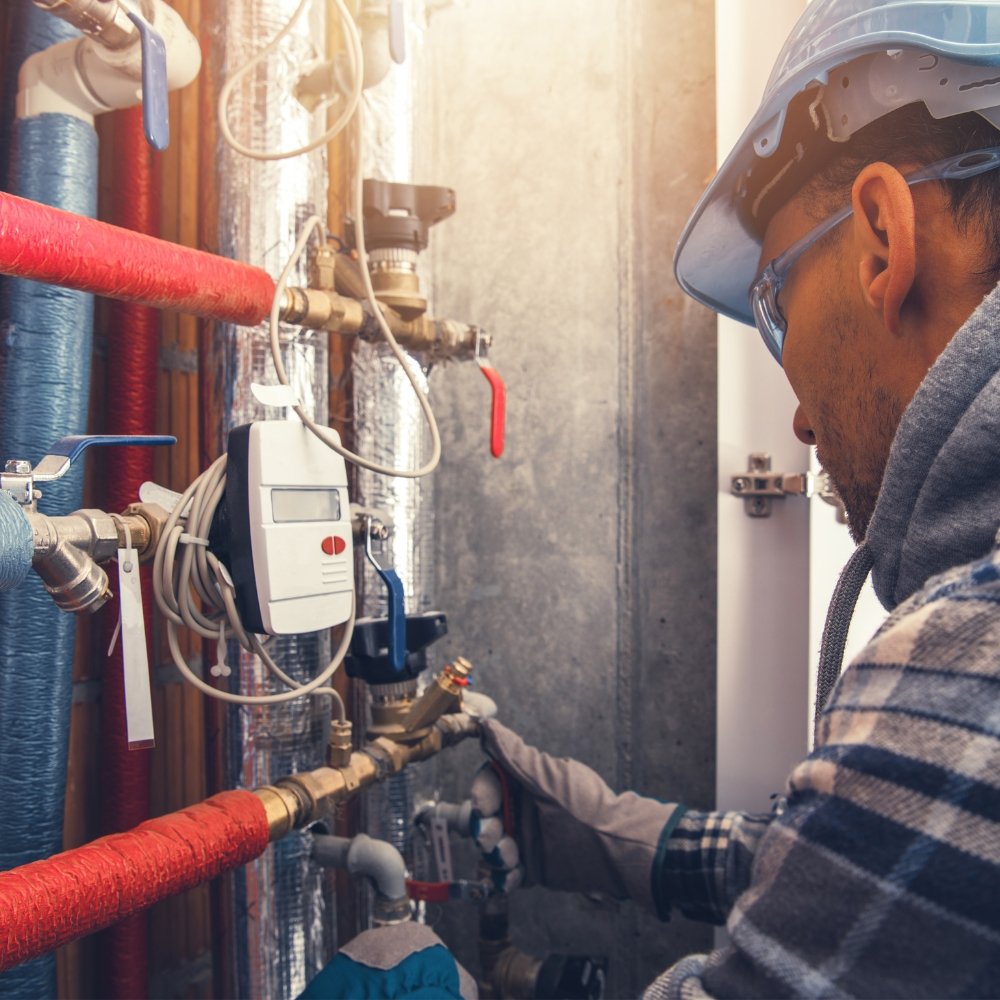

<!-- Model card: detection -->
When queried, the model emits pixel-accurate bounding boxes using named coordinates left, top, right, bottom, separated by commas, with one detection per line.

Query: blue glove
left=299, top=922, right=477, bottom=1000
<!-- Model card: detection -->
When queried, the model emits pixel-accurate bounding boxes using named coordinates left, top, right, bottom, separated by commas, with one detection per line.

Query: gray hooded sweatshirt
left=647, top=281, right=1000, bottom=998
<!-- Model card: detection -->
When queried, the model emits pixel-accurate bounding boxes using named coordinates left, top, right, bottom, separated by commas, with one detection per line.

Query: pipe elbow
left=346, top=834, right=407, bottom=903
left=16, top=2, right=201, bottom=124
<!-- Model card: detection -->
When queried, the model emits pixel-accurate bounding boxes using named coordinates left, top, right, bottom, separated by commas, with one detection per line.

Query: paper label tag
left=117, top=550, right=155, bottom=749
left=250, top=381, right=301, bottom=408
left=430, top=815, right=453, bottom=883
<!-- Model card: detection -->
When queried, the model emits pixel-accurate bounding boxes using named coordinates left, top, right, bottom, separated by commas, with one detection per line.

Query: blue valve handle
left=33, top=435, right=176, bottom=483
left=48, top=435, right=176, bottom=463
left=364, top=518, right=406, bottom=672
left=125, top=7, right=170, bottom=150
left=376, top=566, right=406, bottom=672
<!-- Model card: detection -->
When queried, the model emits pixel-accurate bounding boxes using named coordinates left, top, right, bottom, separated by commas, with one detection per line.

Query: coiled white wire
left=151, top=453, right=352, bottom=715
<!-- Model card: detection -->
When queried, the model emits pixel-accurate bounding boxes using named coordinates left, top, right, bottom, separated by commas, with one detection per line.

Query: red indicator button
left=322, top=535, right=346, bottom=556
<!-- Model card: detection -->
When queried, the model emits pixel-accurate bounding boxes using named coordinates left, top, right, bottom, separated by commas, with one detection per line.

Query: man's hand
left=472, top=719, right=684, bottom=911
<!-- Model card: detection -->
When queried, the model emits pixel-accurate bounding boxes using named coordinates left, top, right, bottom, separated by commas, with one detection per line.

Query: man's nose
left=793, top=404, right=816, bottom=445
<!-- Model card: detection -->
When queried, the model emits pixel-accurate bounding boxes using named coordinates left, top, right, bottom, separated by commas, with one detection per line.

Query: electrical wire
left=269, top=209, right=442, bottom=477
left=217, top=0, right=364, bottom=162
left=151, top=454, right=352, bottom=715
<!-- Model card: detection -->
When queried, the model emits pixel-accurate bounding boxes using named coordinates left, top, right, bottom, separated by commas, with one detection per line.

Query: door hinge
left=730, top=453, right=848, bottom=523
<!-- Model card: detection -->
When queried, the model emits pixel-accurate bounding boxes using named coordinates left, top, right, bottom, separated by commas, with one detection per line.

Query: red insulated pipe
left=0, top=190, right=276, bottom=325
left=97, top=106, right=161, bottom=1000
left=0, top=791, right=270, bottom=972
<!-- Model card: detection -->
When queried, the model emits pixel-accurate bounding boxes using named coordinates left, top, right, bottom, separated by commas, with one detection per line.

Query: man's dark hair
left=803, top=103, right=1000, bottom=288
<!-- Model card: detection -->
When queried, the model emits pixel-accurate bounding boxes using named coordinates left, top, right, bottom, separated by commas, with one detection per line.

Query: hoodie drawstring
left=815, top=542, right=874, bottom=730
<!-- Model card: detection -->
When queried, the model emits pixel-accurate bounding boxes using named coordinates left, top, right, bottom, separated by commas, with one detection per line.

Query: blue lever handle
left=49, top=435, right=176, bottom=463
left=33, top=435, right=176, bottom=483
left=125, top=8, right=170, bottom=150
left=375, top=566, right=406, bottom=672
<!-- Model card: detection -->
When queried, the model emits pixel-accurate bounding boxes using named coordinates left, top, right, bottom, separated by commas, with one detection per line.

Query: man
left=306, top=2, right=1000, bottom=995
left=474, top=1, right=1000, bottom=997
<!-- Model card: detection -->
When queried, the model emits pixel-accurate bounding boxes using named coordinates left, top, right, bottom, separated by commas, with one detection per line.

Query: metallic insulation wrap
left=353, top=345, right=436, bottom=616
left=354, top=2, right=434, bottom=874
left=201, top=0, right=331, bottom=995
left=0, top=11, right=96, bottom=998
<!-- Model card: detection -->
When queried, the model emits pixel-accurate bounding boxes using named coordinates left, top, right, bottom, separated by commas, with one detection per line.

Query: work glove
left=472, top=718, right=684, bottom=913
left=298, top=921, right=477, bottom=1000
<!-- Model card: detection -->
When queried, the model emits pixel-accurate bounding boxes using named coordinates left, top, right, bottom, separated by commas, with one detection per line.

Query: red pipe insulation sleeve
left=0, top=790, right=270, bottom=972
left=98, top=105, right=162, bottom=1000
left=0, top=191, right=276, bottom=326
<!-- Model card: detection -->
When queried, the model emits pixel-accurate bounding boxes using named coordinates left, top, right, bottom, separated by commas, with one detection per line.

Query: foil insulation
left=354, top=3, right=435, bottom=872
left=201, top=1, right=331, bottom=996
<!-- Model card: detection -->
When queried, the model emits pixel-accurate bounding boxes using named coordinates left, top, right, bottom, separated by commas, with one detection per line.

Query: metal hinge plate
left=731, top=453, right=848, bottom=522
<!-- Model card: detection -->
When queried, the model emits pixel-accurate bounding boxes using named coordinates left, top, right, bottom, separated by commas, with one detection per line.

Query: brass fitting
left=254, top=714, right=481, bottom=840
left=281, top=287, right=365, bottom=333
left=327, top=719, right=353, bottom=768
left=253, top=784, right=305, bottom=841
left=308, top=244, right=338, bottom=291
left=402, top=657, right=473, bottom=734
left=491, top=947, right=544, bottom=1000
left=120, top=502, right=169, bottom=561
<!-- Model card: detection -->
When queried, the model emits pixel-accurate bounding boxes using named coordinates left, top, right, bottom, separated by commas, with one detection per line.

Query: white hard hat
left=674, top=0, right=1000, bottom=326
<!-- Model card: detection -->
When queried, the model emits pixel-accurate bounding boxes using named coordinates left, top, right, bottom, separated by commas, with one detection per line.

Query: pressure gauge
left=225, top=421, right=354, bottom=635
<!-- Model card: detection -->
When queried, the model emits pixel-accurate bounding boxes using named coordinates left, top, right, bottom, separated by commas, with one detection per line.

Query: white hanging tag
left=116, top=550, right=155, bottom=749
left=250, top=381, right=301, bottom=408
left=430, top=815, right=454, bottom=883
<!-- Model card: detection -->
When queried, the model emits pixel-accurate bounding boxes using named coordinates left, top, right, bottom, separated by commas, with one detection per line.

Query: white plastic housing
left=16, top=1, right=201, bottom=123
left=247, top=422, right=354, bottom=636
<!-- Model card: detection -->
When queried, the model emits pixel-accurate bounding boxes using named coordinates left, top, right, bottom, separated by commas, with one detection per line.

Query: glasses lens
left=749, top=274, right=785, bottom=365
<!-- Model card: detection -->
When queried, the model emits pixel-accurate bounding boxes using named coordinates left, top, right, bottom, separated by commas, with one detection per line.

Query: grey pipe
left=0, top=491, right=34, bottom=592
left=415, top=798, right=473, bottom=838
left=313, top=833, right=407, bottom=901
left=312, top=833, right=411, bottom=924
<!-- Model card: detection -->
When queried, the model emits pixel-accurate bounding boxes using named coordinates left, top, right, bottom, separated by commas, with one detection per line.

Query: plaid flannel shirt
left=646, top=543, right=1000, bottom=999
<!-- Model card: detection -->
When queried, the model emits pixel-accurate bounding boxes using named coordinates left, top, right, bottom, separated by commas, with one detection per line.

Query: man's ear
left=851, top=162, right=917, bottom=337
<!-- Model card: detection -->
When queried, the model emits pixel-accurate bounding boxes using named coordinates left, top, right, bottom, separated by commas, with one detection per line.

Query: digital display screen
left=271, top=488, right=342, bottom=523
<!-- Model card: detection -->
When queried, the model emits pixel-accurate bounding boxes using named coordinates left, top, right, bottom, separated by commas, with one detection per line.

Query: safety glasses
left=748, top=145, right=1000, bottom=366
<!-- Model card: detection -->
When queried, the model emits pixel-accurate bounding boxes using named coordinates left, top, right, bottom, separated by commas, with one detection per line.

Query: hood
left=866, top=280, right=1000, bottom=610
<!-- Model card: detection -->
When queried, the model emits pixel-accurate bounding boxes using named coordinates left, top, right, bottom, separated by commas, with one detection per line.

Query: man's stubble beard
left=815, top=381, right=904, bottom=543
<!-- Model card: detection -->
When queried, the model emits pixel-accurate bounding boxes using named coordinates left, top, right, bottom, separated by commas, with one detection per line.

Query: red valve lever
left=477, top=359, right=506, bottom=459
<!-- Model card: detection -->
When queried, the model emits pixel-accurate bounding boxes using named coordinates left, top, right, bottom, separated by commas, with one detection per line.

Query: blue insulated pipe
left=0, top=7, right=98, bottom=997
left=0, top=491, right=33, bottom=592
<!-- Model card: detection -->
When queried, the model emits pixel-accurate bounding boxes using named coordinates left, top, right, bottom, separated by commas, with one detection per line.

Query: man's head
left=757, top=106, right=1000, bottom=538
left=674, top=0, right=1000, bottom=541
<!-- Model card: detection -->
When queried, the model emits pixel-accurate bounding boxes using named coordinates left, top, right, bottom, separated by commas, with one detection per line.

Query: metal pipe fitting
left=403, top=657, right=472, bottom=734
left=26, top=509, right=118, bottom=613
left=279, top=286, right=483, bottom=361
left=23, top=505, right=161, bottom=614
left=255, top=714, right=481, bottom=838
left=33, top=0, right=137, bottom=49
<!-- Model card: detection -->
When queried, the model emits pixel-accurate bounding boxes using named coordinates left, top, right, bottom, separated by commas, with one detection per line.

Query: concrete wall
left=416, top=1, right=717, bottom=993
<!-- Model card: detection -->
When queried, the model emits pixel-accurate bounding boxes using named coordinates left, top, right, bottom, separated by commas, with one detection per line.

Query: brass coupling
left=281, top=287, right=365, bottom=334
left=402, top=657, right=473, bottom=735
left=281, top=286, right=484, bottom=362
left=253, top=713, right=481, bottom=841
